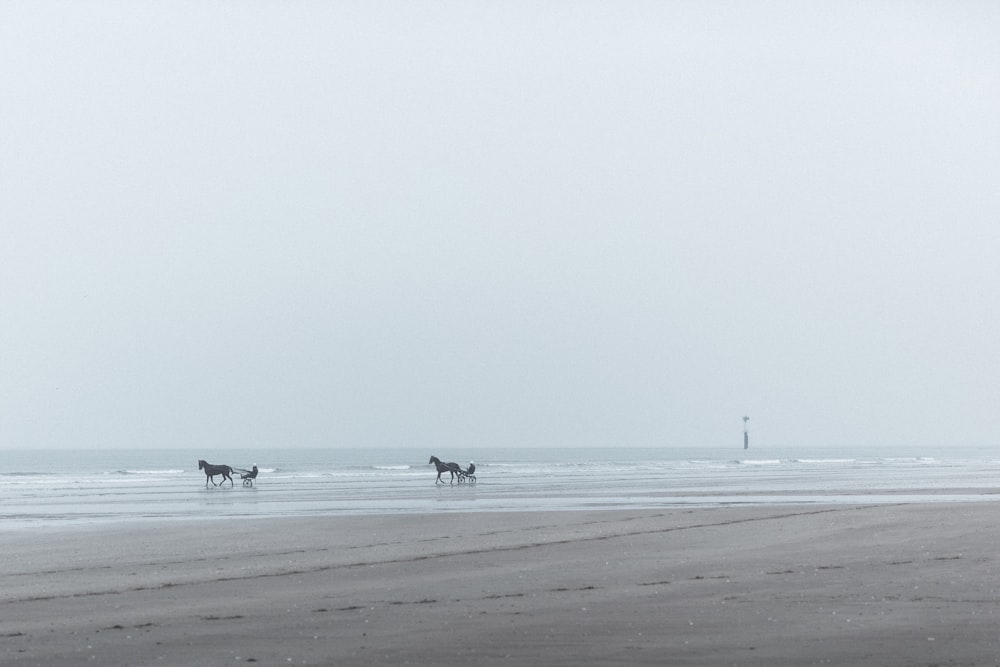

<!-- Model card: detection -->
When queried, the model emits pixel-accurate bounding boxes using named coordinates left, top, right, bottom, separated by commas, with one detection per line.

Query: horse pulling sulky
left=198, top=460, right=259, bottom=488
left=428, top=456, right=476, bottom=484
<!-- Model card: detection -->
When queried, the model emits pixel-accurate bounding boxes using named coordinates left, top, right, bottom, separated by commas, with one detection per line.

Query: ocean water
left=2, top=446, right=999, bottom=529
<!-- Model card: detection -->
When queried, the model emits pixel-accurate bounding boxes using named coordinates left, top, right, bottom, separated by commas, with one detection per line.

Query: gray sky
left=2, top=1, right=998, bottom=450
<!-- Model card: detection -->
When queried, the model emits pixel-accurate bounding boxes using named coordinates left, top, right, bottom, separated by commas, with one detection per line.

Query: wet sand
left=3, top=503, right=1000, bottom=665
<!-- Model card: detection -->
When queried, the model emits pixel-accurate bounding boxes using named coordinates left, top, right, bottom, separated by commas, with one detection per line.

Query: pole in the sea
left=743, top=415, right=750, bottom=449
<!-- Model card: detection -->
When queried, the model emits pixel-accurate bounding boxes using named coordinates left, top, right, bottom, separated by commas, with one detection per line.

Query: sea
left=2, top=446, right=999, bottom=529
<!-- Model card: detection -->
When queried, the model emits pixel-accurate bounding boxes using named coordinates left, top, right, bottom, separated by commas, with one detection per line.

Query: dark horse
left=429, top=456, right=462, bottom=484
left=198, top=460, right=234, bottom=488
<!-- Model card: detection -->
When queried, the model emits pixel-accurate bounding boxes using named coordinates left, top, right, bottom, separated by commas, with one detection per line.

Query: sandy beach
left=3, top=503, right=1000, bottom=665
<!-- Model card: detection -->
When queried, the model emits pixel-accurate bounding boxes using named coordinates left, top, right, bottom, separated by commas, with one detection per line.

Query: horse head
left=198, top=459, right=207, bottom=470
left=429, top=456, right=439, bottom=465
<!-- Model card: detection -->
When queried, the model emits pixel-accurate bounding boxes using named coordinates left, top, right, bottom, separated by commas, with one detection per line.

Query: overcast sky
left=1, top=1, right=998, bottom=450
